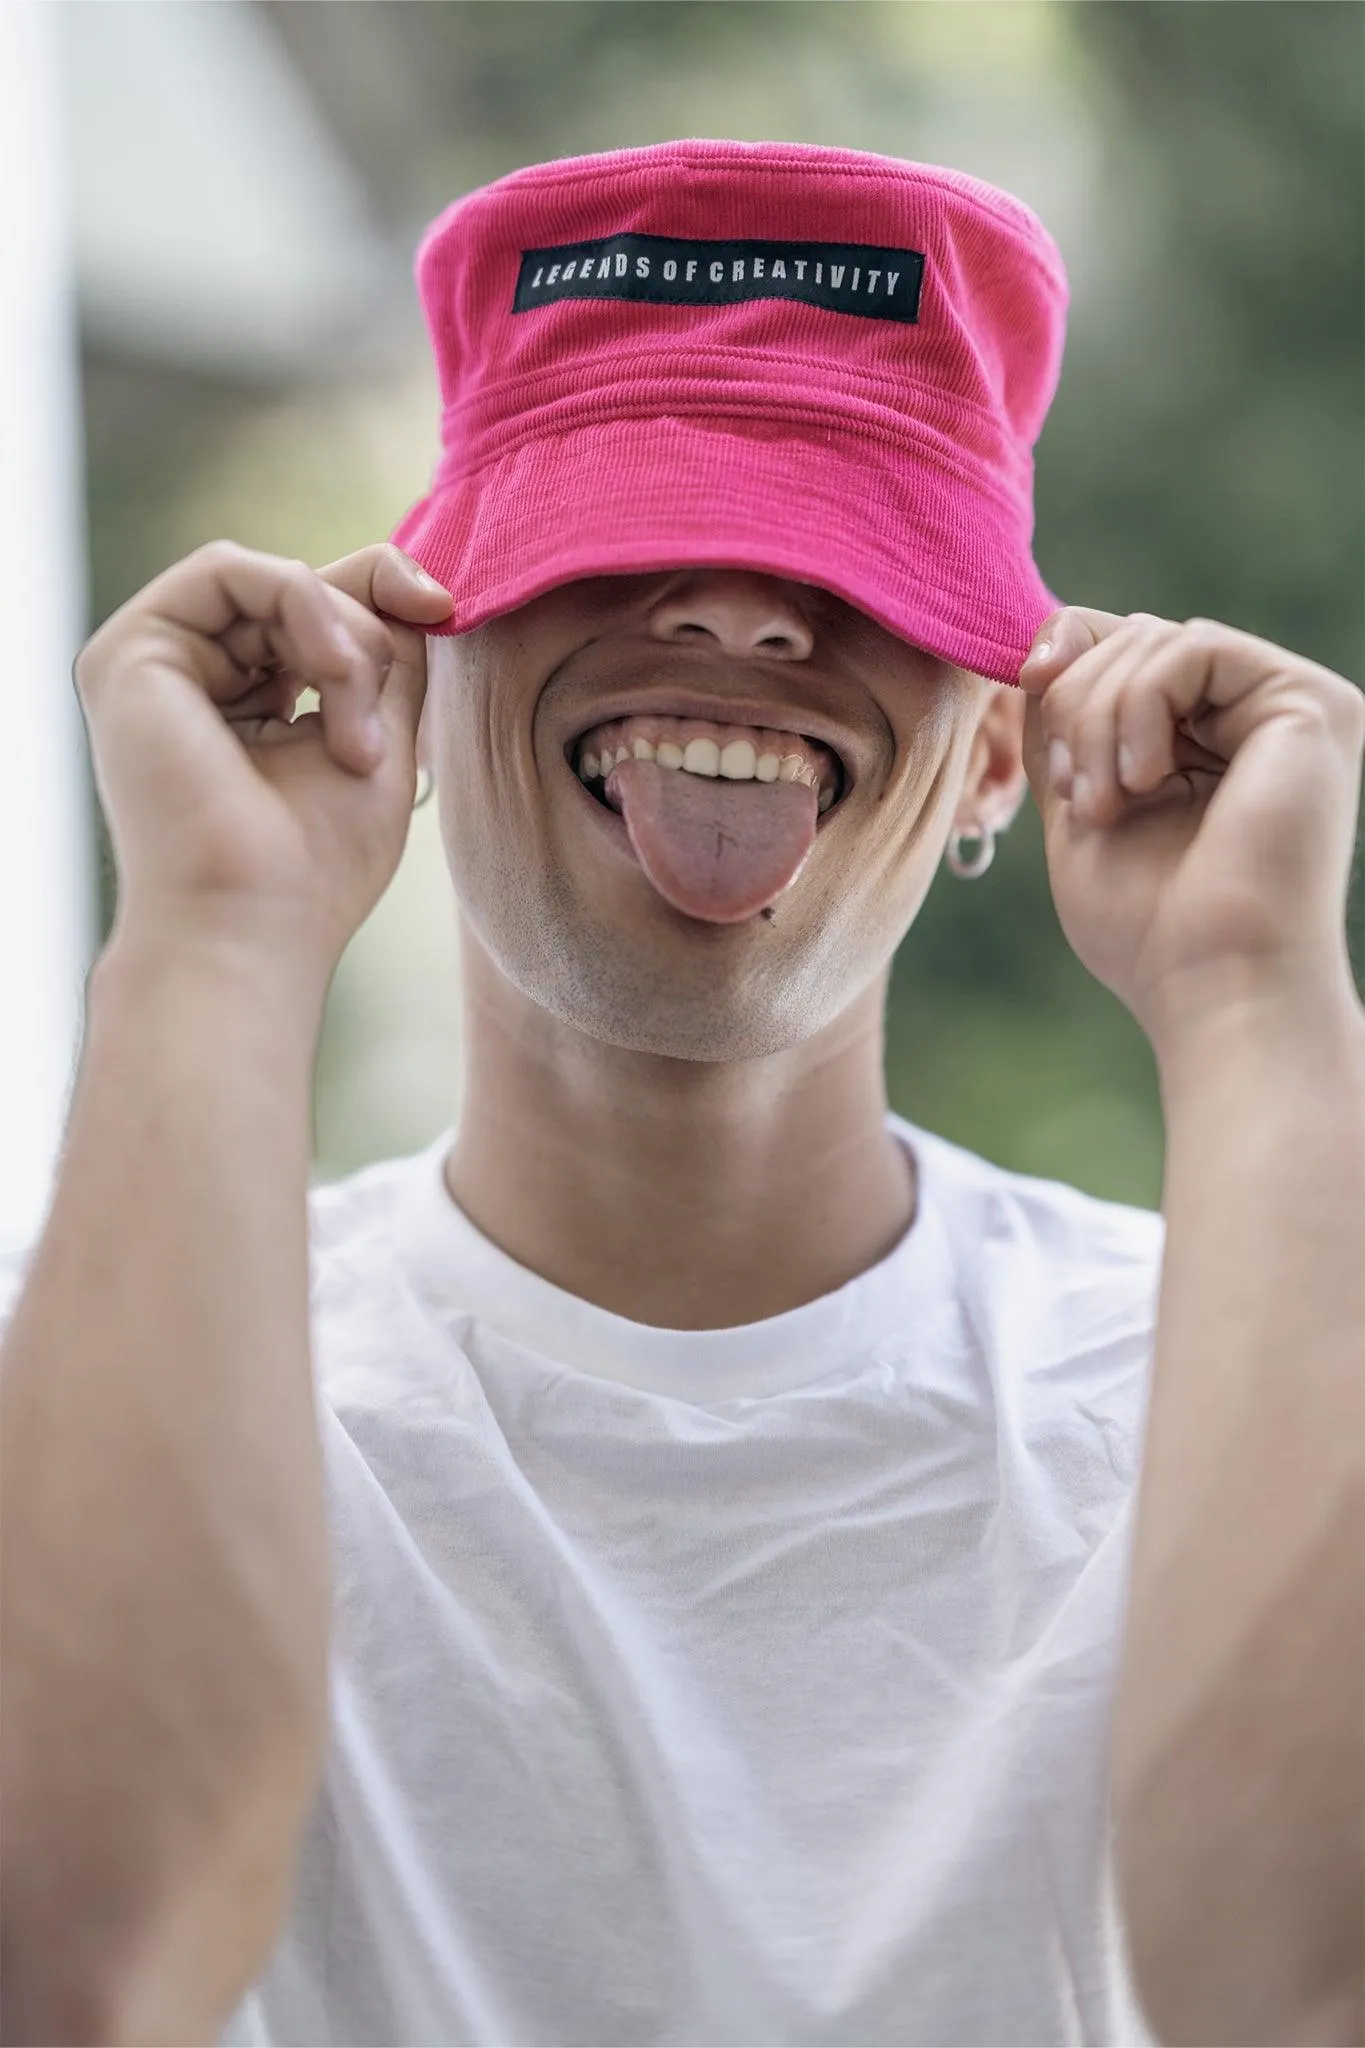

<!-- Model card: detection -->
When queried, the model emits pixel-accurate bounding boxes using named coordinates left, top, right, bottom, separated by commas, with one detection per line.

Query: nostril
left=758, top=633, right=798, bottom=652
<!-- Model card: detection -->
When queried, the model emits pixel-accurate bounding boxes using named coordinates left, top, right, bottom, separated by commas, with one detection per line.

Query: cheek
left=431, top=719, right=573, bottom=970
left=438, top=742, right=538, bottom=890
left=831, top=778, right=949, bottom=943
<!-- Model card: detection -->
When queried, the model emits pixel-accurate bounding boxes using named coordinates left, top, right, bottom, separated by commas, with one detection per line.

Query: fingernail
left=411, top=563, right=448, bottom=595
left=1028, top=636, right=1053, bottom=666
left=1047, top=738, right=1072, bottom=789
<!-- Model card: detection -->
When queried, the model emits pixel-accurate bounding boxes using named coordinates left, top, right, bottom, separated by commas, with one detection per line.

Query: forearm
left=0, top=930, right=332, bottom=2045
left=1112, top=981, right=1365, bottom=2047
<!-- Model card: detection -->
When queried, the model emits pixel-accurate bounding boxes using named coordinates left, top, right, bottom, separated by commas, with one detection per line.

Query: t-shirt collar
left=390, top=1115, right=953, bottom=1401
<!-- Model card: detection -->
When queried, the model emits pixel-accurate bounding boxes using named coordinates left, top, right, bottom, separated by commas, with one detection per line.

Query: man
left=2, top=140, right=1361, bottom=2048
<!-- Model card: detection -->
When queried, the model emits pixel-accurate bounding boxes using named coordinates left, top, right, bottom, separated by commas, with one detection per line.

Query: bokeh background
left=5, top=0, right=1362, bottom=1236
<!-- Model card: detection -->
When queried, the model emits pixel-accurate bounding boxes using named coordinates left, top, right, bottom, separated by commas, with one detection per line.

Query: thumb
left=316, top=540, right=454, bottom=627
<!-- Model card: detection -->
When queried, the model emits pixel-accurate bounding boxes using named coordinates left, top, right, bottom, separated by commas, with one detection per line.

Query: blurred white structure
left=0, top=0, right=401, bottom=1241
left=57, top=0, right=398, bottom=380
left=0, top=0, right=94, bottom=1247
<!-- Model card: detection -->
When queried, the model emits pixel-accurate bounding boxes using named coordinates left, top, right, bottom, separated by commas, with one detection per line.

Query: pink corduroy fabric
left=390, top=138, right=1070, bottom=687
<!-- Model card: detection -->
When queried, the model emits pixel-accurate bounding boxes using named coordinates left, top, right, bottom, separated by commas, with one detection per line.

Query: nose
left=646, top=571, right=815, bottom=659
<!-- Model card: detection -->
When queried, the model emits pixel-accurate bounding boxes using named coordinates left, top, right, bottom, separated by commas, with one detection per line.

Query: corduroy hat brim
left=392, top=409, right=1062, bottom=687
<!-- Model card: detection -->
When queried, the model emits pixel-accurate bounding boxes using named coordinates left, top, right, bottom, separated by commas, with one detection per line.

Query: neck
left=442, top=923, right=917, bottom=1329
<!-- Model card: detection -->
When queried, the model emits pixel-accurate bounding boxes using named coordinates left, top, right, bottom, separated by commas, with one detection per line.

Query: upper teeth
left=575, top=715, right=841, bottom=812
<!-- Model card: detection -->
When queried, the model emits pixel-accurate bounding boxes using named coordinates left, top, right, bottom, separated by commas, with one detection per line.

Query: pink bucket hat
left=389, top=138, right=1069, bottom=687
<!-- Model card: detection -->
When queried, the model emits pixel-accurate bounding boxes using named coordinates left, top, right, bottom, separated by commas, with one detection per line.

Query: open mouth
left=563, top=708, right=851, bottom=923
left=567, top=712, right=849, bottom=819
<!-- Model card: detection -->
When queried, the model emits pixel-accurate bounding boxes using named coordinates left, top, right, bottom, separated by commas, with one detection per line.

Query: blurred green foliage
left=79, top=1, right=1362, bottom=1201
left=890, top=0, right=1363, bottom=1204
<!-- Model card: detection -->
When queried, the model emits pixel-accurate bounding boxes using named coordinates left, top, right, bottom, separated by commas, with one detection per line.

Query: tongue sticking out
left=605, top=758, right=819, bottom=923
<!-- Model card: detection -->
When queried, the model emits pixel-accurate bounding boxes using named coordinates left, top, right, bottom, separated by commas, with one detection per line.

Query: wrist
left=92, top=915, right=333, bottom=1052
left=1152, top=964, right=1365, bottom=1105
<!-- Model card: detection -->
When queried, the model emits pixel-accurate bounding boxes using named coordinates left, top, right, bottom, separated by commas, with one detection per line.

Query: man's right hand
left=73, top=539, right=454, bottom=985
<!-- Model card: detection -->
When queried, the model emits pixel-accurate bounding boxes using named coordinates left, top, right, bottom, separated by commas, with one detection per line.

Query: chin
left=490, top=897, right=852, bottom=1063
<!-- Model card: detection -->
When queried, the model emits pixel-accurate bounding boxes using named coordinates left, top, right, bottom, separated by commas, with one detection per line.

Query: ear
left=957, top=680, right=1029, bottom=833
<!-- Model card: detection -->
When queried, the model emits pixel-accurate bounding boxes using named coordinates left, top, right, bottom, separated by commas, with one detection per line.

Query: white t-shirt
left=1, top=1112, right=1166, bottom=2047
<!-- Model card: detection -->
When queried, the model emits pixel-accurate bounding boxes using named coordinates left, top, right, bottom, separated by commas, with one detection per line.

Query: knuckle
left=1324, top=678, right=1365, bottom=740
left=335, top=592, right=391, bottom=658
left=196, top=537, right=250, bottom=565
left=71, top=621, right=117, bottom=693
left=1043, top=673, right=1083, bottom=724
left=71, top=641, right=96, bottom=695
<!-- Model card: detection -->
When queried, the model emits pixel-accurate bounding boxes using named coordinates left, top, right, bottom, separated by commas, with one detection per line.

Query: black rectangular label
left=513, top=233, right=924, bottom=322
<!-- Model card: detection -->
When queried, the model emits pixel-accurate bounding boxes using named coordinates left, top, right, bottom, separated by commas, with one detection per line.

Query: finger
left=251, top=576, right=391, bottom=777
left=373, top=630, right=427, bottom=748
left=235, top=586, right=425, bottom=787
left=1113, top=628, right=1230, bottom=801
left=130, top=541, right=389, bottom=776
left=1018, top=604, right=1126, bottom=693
left=314, top=542, right=454, bottom=626
left=220, top=582, right=392, bottom=685
left=137, top=541, right=368, bottom=683
left=1065, top=615, right=1183, bottom=823
left=1033, top=614, right=1171, bottom=804
left=233, top=710, right=312, bottom=750
left=1023, top=676, right=1221, bottom=825
left=1148, top=619, right=1364, bottom=762
left=221, top=666, right=300, bottom=728
left=1078, top=617, right=1308, bottom=830
left=223, top=584, right=399, bottom=774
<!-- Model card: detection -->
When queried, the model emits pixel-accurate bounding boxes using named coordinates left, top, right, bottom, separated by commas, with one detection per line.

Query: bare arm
left=0, top=537, right=450, bottom=2045
left=1112, top=985, right=1365, bottom=2048
left=0, top=933, right=330, bottom=2046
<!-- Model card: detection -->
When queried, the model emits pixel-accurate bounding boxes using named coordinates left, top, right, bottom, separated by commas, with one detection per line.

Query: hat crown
left=391, top=138, right=1069, bottom=685
left=415, top=138, right=1069, bottom=469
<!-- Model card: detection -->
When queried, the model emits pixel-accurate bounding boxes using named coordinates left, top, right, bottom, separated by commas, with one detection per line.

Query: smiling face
left=418, top=569, right=1028, bottom=1062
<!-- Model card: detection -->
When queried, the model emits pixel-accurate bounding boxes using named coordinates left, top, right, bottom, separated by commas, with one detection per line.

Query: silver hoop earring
left=946, top=820, right=995, bottom=879
left=412, top=765, right=434, bottom=810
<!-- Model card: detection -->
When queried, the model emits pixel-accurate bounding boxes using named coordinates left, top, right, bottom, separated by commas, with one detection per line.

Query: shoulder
left=897, top=1117, right=1164, bottom=1495
left=300, top=1135, right=457, bottom=1378
left=900, top=1113, right=1165, bottom=1273
left=895, top=1113, right=1165, bottom=1400
left=306, top=1122, right=456, bottom=1251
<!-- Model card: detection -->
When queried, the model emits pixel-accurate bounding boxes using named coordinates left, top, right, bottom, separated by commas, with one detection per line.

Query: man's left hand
left=1018, top=607, right=1365, bottom=1052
